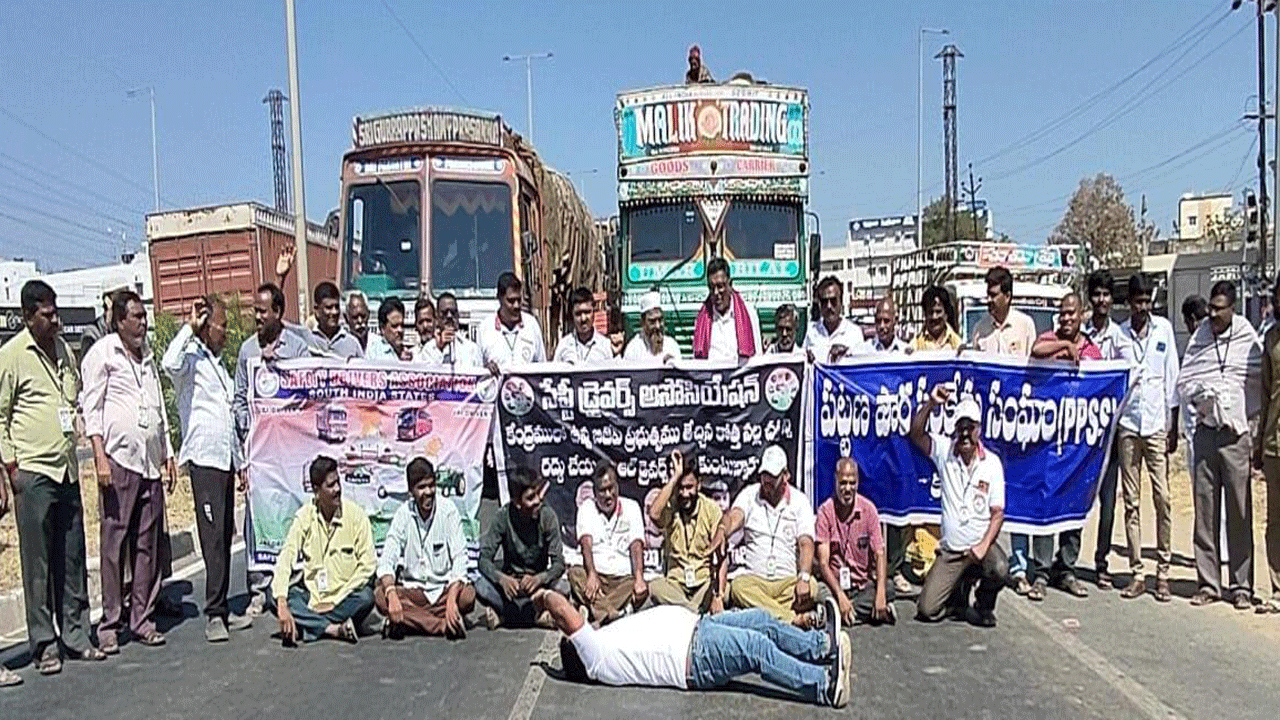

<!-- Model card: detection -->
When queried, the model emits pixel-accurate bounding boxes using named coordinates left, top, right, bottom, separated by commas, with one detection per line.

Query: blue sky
left=0, top=0, right=1269, bottom=270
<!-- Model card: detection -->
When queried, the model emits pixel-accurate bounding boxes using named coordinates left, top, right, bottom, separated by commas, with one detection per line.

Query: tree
left=920, top=196, right=989, bottom=247
left=1049, top=174, right=1143, bottom=269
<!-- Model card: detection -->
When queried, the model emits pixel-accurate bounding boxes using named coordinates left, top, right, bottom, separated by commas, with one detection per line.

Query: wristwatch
left=798, top=572, right=811, bottom=583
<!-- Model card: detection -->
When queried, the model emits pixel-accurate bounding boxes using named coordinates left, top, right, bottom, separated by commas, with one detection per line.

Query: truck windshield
left=344, top=179, right=422, bottom=294
left=628, top=201, right=700, bottom=262
left=724, top=201, right=799, bottom=260
left=430, top=179, right=514, bottom=293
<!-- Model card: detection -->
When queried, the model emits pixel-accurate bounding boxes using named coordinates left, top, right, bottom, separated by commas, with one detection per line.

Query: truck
left=338, top=107, right=604, bottom=347
left=613, top=80, right=814, bottom=353
left=892, top=241, right=1083, bottom=340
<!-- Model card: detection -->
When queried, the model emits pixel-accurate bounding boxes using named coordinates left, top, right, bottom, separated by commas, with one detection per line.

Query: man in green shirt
left=0, top=281, right=108, bottom=683
left=476, top=467, right=565, bottom=628
left=272, top=455, right=376, bottom=644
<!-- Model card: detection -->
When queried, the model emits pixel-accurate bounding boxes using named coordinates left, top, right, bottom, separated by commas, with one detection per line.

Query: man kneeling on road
left=815, top=458, right=895, bottom=626
left=375, top=458, right=475, bottom=639
left=647, top=450, right=722, bottom=613
left=911, top=386, right=1009, bottom=627
left=475, top=467, right=565, bottom=628
left=273, top=456, right=376, bottom=644
left=569, top=462, right=647, bottom=625
left=540, top=589, right=850, bottom=708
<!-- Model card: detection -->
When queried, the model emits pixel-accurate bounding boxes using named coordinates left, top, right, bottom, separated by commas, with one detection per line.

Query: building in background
left=1175, top=192, right=1232, bottom=242
left=0, top=250, right=151, bottom=348
left=820, top=214, right=918, bottom=322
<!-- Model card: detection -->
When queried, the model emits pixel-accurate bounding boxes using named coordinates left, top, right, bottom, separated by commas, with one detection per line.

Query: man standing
left=306, top=282, right=363, bottom=359
left=345, top=291, right=371, bottom=353
left=569, top=463, right=647, bottom=625
left=693, top=258, right=761, bottom=362
left=684, top=44, right=714, bottom=84
left=375, top=458, right=475, bottom=638
left=647, top=450, right=722, bottom=612
left=911, top=386, right=1009, bottom=627
left=413, top=296, right=435, bottom=355
left=709, top=445, right=820, bottom=627
left=161, top=296, right=253, bottom=642
left=553, top=288, right=612, bottom=365
left=77, top=285, right=126, bottom=366
left=415, top=293, right=482, bottom=368
left=815, top=458, right=894, bottom=626
left=766, top=304, right=799, bottom=354
left=81, top=290, right=177, bottom=651
left=1256, top=280, right=1280, bottom=614
left=366, top=297, right=411, bottom=362
left=970, top=266, right=1037, bottom=356
left=911, top=287, right=962, bottom=352
left=479, top=272, right=547, bottom=374
left=1116, top=274, right=1180, bottom=603
left=1180, top=295, right=1210, bottom=480
left=0, top=281, right=107, bottom=684
left=624, top=291, right=681, bottom=363
left=1029, top=293, right=1102, bottom=599
left=804, top=276, right=868, bottom=363
left=1178, top=281, right=1262, bottom=609
left=475, top=467, right=565, bottom=627
left=273, top=456, right=376, bottom=644
left=872, top=296, right=907, bottom=353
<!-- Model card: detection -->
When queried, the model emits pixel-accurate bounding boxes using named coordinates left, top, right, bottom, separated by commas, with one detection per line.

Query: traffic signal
left=1245, top=190, right=1259, bottom=248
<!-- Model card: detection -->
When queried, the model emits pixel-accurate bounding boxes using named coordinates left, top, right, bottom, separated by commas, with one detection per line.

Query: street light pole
left=126, top=86, right=159, bottom=212
left=503, top=52, right=552, bottom=142
left=284, top=0, right=310, bottom=320
left=917, top=27, right=949, bottom=246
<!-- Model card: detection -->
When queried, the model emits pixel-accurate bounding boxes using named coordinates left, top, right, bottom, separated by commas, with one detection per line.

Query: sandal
left=1027, top=581, right=1046, bottom=602
left=37, top=648, right=62, bottom=676
left=1154, top=579, right=1172, bottom=603
left=71, top=647, right=108, bottom=662
left=337, top=618, right=359, bottom=644
left=135, top=630, right=167, bottom=647
left=99, top=637, right=120, bottom=655
left=0, top=667, right=21, bottom=687
left=1255, top=597, right=1280, bottom=614
left=1189, top=590, right=1218, bottom=607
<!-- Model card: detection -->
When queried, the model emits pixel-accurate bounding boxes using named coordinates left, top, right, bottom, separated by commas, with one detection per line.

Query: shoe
left=1120, top=579, right=1145, bottom=599
left=968, top=607, right=997, bottom=628
left=0, top=666, right=21, bottom=687
left=1096, top=571, right=1112, bottom=591
left=822, top=596, right=841, bottom=663
left=826, top=632, right=851, bottom=708
left=246, top=595, right=266, bottom=618
left=1027, top=580, right=1047, bottom=602
left=205, top=617, right=230, bottom=643
left=135, top=630, right=167, bottom=647
left=892, top=573, right=913, bottom=595
left=1233, top=592, right=1254, bottom=611
left=946, top=604, right=970, bottom=622
left=1189, top=590, right=1218, bottom=607
left=226, top=614, right=254, bottom=632
left=1013, top=577, right=1032, bottom=595
left=1255, top=597, right=1280, bottom=614
left=1154, top=579, right=1171, bottom=603
left=1060, top=576, right=1089, bottom=598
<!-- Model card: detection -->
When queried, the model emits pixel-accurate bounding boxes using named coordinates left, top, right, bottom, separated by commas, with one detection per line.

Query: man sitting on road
left=569, top=463, right=647, bottom=625
left=475, top=467, right=565, bottom=628
left=540, top=588, right=850, bottom=708
left=815, top=458, right=895, bottom=626
left=647, top=450, right=722, bottom=613
left=911, top=386, right=1009, bottom=627
left=272, top=456, right=376, bottom=644
left=375, top=458, right=475, bottom=639
left=709, top=445, right=821, bottom=627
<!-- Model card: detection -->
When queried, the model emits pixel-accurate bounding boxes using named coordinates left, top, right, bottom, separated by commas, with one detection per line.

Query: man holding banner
left=805, top=277, right=868, bottom=364
left=623, top=291, right=681, bottom=363
left=553, top=288, right=613, bottom=366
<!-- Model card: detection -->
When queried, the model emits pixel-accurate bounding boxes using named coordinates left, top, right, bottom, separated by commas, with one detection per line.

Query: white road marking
left=506, top=630, right=560, bottom=720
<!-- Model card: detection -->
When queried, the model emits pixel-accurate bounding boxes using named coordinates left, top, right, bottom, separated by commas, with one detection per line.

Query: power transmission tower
left=937, top=44, right=963, bottom=243
left=264, top=89, right=290, bottom=213
left=963, top=163, right=983, bottom=242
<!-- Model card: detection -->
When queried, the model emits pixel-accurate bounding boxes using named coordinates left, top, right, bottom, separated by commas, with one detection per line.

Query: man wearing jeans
left=542, top=589, right=850, bottom=708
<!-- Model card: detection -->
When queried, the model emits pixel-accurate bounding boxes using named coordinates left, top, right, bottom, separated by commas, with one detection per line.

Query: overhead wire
left=0, top=152, right=150, bottom=216
left=379, top=0, right=471, bottom=106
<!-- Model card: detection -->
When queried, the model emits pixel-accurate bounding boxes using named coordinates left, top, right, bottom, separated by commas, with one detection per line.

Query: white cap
left=759, top=444, right=788, bottom=476
left=955, top=397, right=981, bottom=424
left=640, top=291, right=662, bottom=315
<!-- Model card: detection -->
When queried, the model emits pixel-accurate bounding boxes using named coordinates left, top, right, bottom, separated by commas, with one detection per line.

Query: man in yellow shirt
left=647, top=450, right=723, bottom=612
left=272, top=456, right=376, bottom=644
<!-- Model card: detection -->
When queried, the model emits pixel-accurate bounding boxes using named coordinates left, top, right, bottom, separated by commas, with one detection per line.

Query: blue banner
left=811, top=353, right=1130, bottom=534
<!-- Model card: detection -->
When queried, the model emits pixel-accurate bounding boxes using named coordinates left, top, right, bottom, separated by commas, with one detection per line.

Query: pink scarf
left=693, top=291, right=756, bottom=359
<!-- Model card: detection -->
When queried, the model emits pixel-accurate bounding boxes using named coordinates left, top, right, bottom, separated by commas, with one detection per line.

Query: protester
left=815, top=458, right=894, bottom=626
left=479, top=272, right=547, bottom=374
left=709, top=445, right=820, bottom=627
left=911, top=385, right=1008, bottom=627
left=476, top=466, right=565, bottom=627
left=306, top=282, right=363, bottom=359
left=375, top=458, right=475, bottom=638
left=624, top=291, right=681, bottom=362
left=1256, top=279, right=1280, bottom=615
left=1116, top=274, right=1179, bottom=602
left=0, top=281, right=106, bottom=684
left=970, top=266, right=1036, bottom=356
left=646, top=450, right=722, bottom=612
left=872, top=296, right=908, bottom=352
left=81, top=290, right=177, bottom=651
left=553, top=287, right=612, bottom=365
left=1178, top=281, right=1262, bottom=610
left=415, top=292, right=482, bottom=368
left=607, top=307, right=627, bottom=359
left=272, top=456, right=376, bottom=644
left=693, top=257, right=761, bottom=362
left=76, top=285, right=127, bottom=366
left=161, top=296, right=253, bottom=642
left=1179, top=295, right=1210, bottom=480
left=569, top=463, right=647, bottom=625
left=345, top=291, right=371, bottom=353
left=413, top=295, right=436, bottom=355
left=804, top=276, right=868, bottom=363
left=869, top=294, right=914, bottom=593
left=911, top=286, right=962, bottom=351
left=366, top=297, right=411, bottom=362
left=767, top=304, right=799, bottom=354
left=684, top=44, right=714, bottom=84
left=235, top=282, right=310, bottom=616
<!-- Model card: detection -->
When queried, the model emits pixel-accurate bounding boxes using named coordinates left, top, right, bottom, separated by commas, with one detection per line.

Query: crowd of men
left=0, top=253, right=1276, bottom=706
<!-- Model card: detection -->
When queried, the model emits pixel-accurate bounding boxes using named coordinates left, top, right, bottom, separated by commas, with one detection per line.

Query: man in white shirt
left=345, top=292, right=371, bottom=354
left=569, top=463, right=647, bottom=625
left=624, top=291, right=682, bottom=363
left=375, top=458, right=475, bottom=638
left=415, top=293, right=482, bottom=368
left=804, top=276, right=869, bottom=363
left=413, top=296, right=435, bottom=356
left=479, top=272, right=547, bottom=374
left=765, top=304, right=799, bottom=354
left=553, top=287, right=612, bottom=365
left=1116, top=274, right=1179, bottom=603
left=872, top=296, right=908, bottom=353
left=970, top=266, right=1037, bottom=356
left=709, top=445, right=820, bottom=627
left=81, top=290, right=177, bottom=652
left=365, top=297, right=412, bottom=362
left=692, top=258, right=761, bottom=362
left=910, top=386, right=1009, bottom=627
left=161, top=296, right=253, bottom=642
left=538, top=589, right=850, bottom=708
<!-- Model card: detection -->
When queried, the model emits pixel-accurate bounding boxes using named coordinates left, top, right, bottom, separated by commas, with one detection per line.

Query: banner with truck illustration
left=245, top=357, right=493, bottom=571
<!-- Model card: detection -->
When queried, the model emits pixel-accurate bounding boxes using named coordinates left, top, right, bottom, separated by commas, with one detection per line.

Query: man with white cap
left=909, top=385, right=1009, bottom=627
left=708, top=444, right=821, bottom=628
left=624, top=290, right=682, bottom=363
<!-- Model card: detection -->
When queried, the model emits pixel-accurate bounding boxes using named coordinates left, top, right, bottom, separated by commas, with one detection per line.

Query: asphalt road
left=1, top=539, right=1276, bottom=720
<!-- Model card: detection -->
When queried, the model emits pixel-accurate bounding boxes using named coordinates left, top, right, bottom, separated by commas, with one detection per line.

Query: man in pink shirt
left=815, top=458, right=894, bottom=626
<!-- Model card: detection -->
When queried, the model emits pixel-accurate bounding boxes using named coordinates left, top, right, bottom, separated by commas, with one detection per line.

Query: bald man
left=815, top=458, right=895, bottom=626
left=872, top=296, right=921, bottom=595
left=873, top=297, right=908, bottom=353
